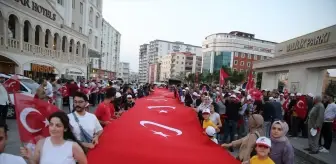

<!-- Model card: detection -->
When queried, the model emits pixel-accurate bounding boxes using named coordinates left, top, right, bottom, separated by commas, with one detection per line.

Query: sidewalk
left=289, top=137, right=336, bottom=164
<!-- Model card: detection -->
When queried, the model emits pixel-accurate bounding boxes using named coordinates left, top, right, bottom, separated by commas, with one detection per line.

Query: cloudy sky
left=102, top=0, right=336, bottom=73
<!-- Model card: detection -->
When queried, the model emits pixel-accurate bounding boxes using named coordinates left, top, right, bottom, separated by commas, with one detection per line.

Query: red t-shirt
left=95, top=102, right=113, bottom=122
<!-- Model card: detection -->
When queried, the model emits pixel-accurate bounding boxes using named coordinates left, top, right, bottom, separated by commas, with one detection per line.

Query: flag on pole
left=219, top=68, right=229, bottom=87
left=246, top=70, right=254, bottom=92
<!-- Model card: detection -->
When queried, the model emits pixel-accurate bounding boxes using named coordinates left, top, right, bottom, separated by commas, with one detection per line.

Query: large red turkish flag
left=14, top=93, right=60, bottom=144
left=87, top=89, right=240, bottom=164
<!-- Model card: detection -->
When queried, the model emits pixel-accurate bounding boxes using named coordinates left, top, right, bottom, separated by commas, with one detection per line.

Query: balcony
left=171, top=58, right=176, bottom=63
left=0, top=35, right=87, bottom=66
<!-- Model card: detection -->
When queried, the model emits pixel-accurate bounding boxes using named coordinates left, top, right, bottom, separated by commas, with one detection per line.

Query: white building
left=118, top=62, right=130, bottom=83
left=139, top=40, right=202, bottom=83
left=202, top=31, right=276, bottom=73
left=159, top=52, right=202, bottom=81
left=92, top=18, right=121, bottom=80
left=0, top=0, right=94, bottom=81
left=129, top=71, right=139, bottom=83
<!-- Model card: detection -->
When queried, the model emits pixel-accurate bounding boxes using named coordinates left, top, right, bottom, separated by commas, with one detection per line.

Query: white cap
left=246, top=95, right=252, bottom=100
left=84, top=84, right=88, bottom=87
left=280, top=93, right=284, bottom=96
left=230, top=94, right=237, bottom=98
left=182, top=89, right=186, bottom=92
left=234, top=90, right=241, bottom=94
left=216, top=87, right=220, bottom=91
left=256, top=136, right=271, bottom=148
left=205, top=126, right=216, bottom=137
left=290, top=93, right=295, bottom=96
left=269, top=97, right=274, bottom=100
left=185, top=87, right=189, bottom=90
left=127, top=95, right=132, bottom=98
left=296, top=93, right=302, bottom=96
left=202, top=108, right=210, bottom=114
left=308, top=93, right=314, bottom=97
left=116, top=92, right=122, bottom=98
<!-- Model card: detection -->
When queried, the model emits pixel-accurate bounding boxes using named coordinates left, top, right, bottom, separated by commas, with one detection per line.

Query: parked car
left=0, top=73, right=39, bottom=119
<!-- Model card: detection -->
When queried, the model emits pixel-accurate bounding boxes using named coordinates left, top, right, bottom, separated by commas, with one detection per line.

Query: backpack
left=249, top=132, right=260, bottom=157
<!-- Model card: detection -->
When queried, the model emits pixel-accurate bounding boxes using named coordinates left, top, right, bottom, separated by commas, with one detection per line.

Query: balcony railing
left=0, top=35, right=87, bottom=66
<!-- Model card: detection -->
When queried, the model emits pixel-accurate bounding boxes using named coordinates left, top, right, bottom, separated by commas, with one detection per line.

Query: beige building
left=0, top=0, right=94, bottom=81
left=159, top=52, right=202, bottom=81
left=118, top=62, right=130, bottom=83
left=254, top=25, right=336, bottom=96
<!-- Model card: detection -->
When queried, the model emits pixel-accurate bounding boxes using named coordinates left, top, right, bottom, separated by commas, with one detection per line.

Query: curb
left=293, top=147, right=329, bottom=164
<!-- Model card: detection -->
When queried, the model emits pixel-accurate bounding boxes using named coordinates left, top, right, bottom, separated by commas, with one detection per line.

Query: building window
left=72, top=0, right=75, bottom=8
left=95, top=15, right=99, bottom=28
left=57, top=0, right=63, bottom=5
left=241, top=53, right=245, bottom=58
left=240, top=61, right=244, bottom=66
left=247, top=62, right=251, bottom=67
left=80, top=2, right=83, bottom=14
left=95, top=36, right=98, bottom=48
left=79, top=27, right=82, bottom=33
left=235, top=52, right=238, bottom=57
left=254, top=54, right=258, bottom=60
left=248, top=54, right=251, bottom=59
left=234, top=60, right=238, bottom=65
left=233, top=68, right=237, bottom=72
left=71, top=22, right=74, bottom=29
left=89, top=8, right=93, bottom=22
left=240, top=69, right=244, bottom=72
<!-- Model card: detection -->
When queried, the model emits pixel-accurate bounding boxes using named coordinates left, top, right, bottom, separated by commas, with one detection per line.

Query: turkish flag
left=282, top=98, right=289, bottom=113
left=295, top=96, right=308, bottom=119
left=3, top=76, right=20, bottom=93
left=87, top=89, right=239, bottom=164
left=219, top=68, right=229, bottom=86
left=246, top=70, right=254, bottom=92
left=248, top=88, right=262, bottom=100
left=14, top=93, right=60, bottom=144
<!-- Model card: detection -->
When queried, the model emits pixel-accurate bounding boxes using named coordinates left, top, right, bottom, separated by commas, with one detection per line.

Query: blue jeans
left=264, top=121, right=272, bottom=138
left=223, top=120, right=238, bottom=143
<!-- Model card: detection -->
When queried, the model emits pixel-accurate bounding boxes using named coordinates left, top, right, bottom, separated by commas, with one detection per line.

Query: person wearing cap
left=124, top=94, right=135, bottom=111
left=243, top=136, right=275, bottom=164
left=201, top=108, right=219, bottom=133
left=205, top=126, right=218, bottom=144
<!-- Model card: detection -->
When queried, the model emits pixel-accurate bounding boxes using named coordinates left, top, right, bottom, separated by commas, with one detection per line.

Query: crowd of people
left=0, top=77, right=156, bottom=164
left=174, top=84, right=336, bottom=164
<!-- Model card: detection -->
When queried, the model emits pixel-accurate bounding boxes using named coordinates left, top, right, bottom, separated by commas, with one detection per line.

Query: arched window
left=89, top=7, right=93, bottom=22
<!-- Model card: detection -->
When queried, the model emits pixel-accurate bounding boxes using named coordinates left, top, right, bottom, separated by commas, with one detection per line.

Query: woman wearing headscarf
left=221, top=114, right=264, bottom=162
left=270, top=121, right=294, bottom=164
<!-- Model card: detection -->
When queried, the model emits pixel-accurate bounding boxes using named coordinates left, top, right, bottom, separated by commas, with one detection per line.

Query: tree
left=325, top=81, right=336, bottom=97
left=256, top=72, right=263, bottom=89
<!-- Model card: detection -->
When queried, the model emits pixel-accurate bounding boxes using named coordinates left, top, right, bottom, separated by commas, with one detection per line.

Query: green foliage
left=325, top=82, right=336, bottom=97
left=256, top=72, right=262, bottom=89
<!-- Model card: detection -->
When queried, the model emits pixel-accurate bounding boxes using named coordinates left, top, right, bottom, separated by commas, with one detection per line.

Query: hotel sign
left=31, top=64, right=54, bottom=73
left=14, top=0, right=56, bottom=21
left=286, top=32, right=331, bottom=52
left=243, top=45, right=272, bottom=53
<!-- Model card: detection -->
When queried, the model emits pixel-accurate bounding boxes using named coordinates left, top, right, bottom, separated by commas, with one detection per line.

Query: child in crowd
left=202, top=108, right=220, bottom=132
left=205, top=126, right=218, bottom=144
left=244, top=136, right=275, bottom=164
left=124, top=94, right=135, bottom=111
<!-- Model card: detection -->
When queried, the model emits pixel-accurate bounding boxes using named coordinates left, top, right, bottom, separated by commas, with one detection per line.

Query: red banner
left=87, top=89, right=239, bottom=164
left=219, top=68, right=228, bottom=87
left=295, top=95, right=308, bottom=119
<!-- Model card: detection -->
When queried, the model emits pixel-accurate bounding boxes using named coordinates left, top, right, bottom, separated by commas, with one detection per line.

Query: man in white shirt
left=0, top=82, right=10, bottom=123
left=0, top=119, right=26, bottom=164
left=45, top=78, right=53, bottom=98
left=68, top=91, right=103, bottom=150
left=319, top=95, right=336, bottom=153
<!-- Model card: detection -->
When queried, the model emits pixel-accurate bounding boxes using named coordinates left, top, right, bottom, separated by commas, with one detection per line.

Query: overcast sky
left=102, top=0, right=336, bottom=73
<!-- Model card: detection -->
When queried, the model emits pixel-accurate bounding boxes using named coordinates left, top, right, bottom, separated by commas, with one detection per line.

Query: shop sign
left=286, top=32, right=331, bottom=52
left=31, top=64, right=54, bottom=73
left=243, top=45, right=272, bottom=53
left=14, top=0, right=56, bottom=21
left=65, top=69, right=83, bottom=76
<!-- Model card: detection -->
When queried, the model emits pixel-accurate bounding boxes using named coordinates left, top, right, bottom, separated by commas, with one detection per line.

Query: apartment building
left=159, top=52, right=202, bottom=81
left=202, top=31, right=276, bottom=73
left=118, top=62, right=130, bottom=83
left=91, top=18, right=121, bottom=80
left=139, top=40, right=201, bottom=83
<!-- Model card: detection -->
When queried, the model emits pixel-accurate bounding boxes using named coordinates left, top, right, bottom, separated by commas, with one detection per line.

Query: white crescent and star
left=140, top=120, right=183, bottom=138
left=20, top=107, right=49, bottom=133
left=297, top=100, right=304, bottom=109
left=159, top=110, right=168, bottom=113
left=147, top=106, right=176, bottom=110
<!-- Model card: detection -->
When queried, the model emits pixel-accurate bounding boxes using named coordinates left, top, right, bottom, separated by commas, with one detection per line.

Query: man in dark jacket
left=262, top=97, right=276, bottom=138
